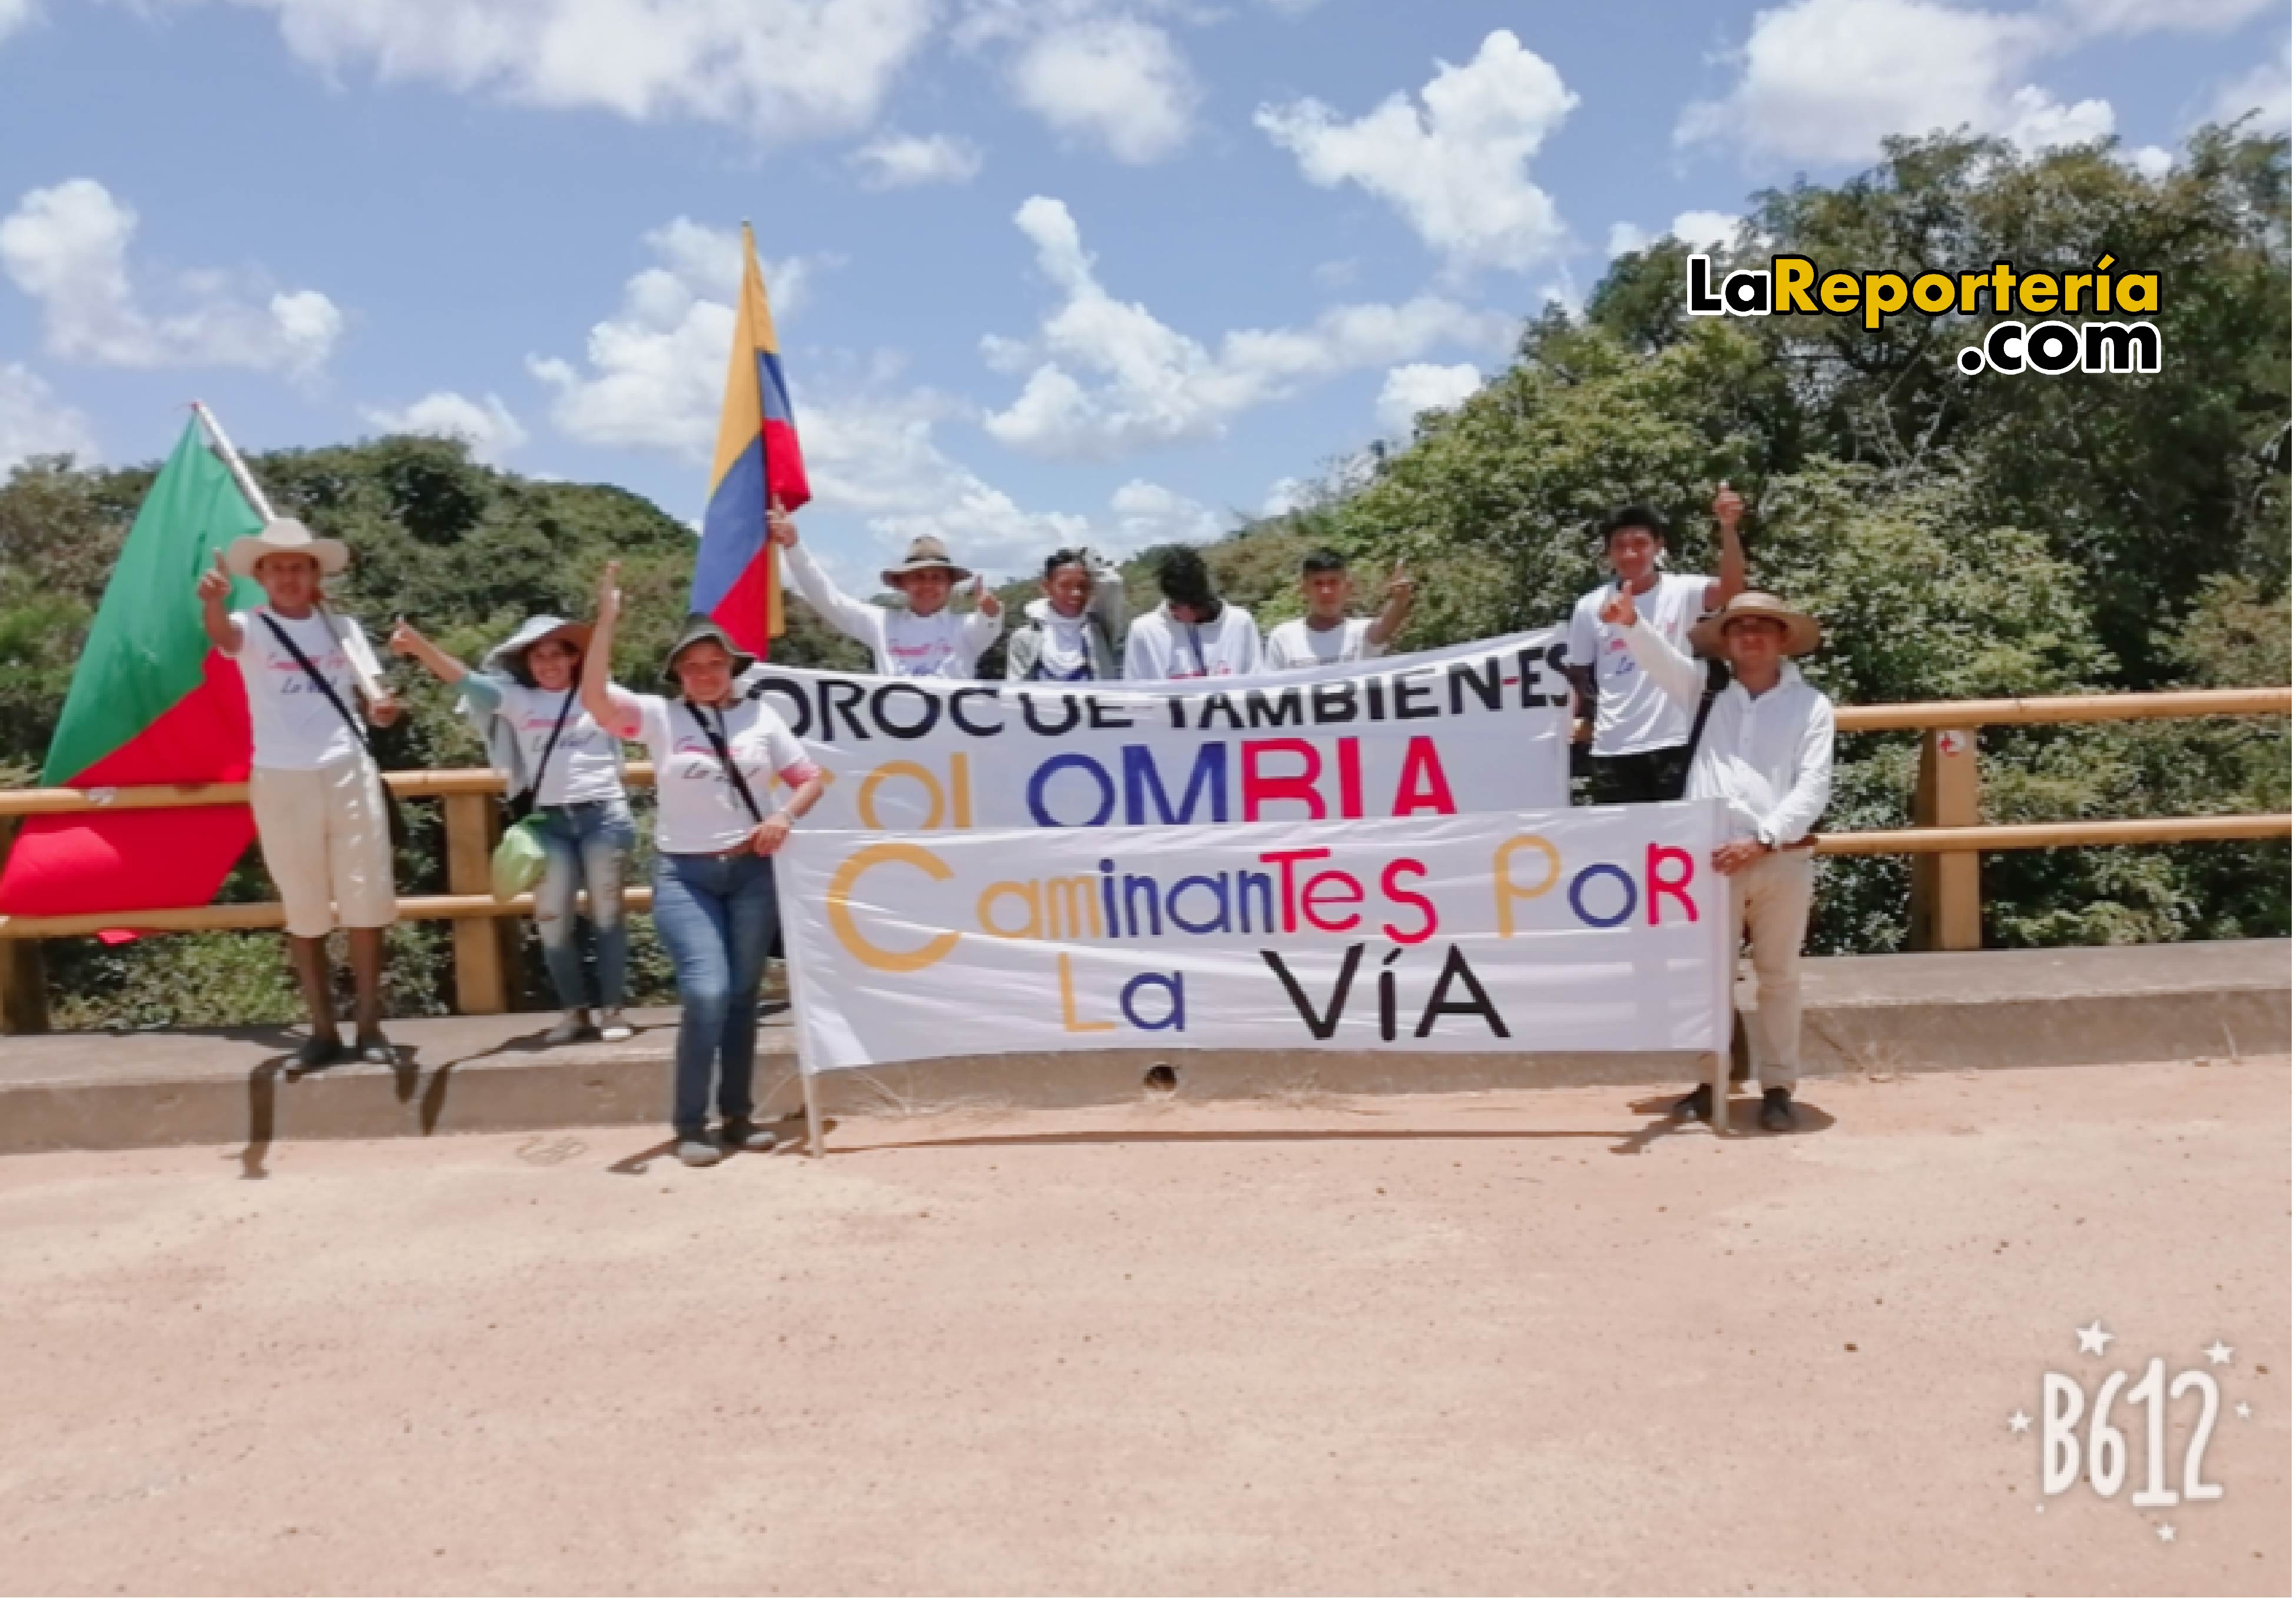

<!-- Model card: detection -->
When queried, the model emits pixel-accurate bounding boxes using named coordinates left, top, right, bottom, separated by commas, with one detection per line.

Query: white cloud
left=1376, top=362, right=1480, bottom=436
left=0, top=0, right=37, bottom=47
left=1009, top=14, right=1199, bottom=164
left=1677, top=0, right=2121, bottom=164
left=1256, top=29, right=1577, bottom=274
left=1261, top=475, right=1313, bottom=517
left=2204, top=35, right=2291, bottom=133
left=1611, top=209, right=1744, bottom=257
left=362, top=391, right=529, bottom=463
left=0, top=178, right=343, bottom=376
left=849, top=130, right=984, bottom=188
left=983, top=194, right=1515, bottom=458
left=1109, top=479, right=1222, bottom=549
left=220, top=0, right=936, bottom=144
left=2073, top=0, right=2276, bottom=31
left=0, top=362, right=96, bottom=471
left=1606, top=221, right=1652, bottom=259
left=2128, top=144, right=2176, bottom=179
left=528, top=220, right=813, bottom=455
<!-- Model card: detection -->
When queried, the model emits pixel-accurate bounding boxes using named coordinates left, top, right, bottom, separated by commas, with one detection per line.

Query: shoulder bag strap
left=259, top=612, right=376, bottom=765
left=685, top=701, right=767, bottom=826
left=520, top=689, right=578, bottom=808
left=1684, top=656, right=1731, bottom=760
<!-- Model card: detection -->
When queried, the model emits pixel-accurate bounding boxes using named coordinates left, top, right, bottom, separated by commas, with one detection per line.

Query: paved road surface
left=1, top=1059, right=2287, bottom=1594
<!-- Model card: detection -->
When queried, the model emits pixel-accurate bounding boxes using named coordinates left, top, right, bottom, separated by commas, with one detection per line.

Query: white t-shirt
left=1565, top=572, right=1715, bottom=756
left=1122, top=604, right=1263, bottom=681
left=783, top=543, right=999, bottom=679
left=489, top=683, right=624, bottom=807
left=1264, top=616, right=1384, bottom=672
left=232, top=607, right=384, bottom=772
left=614, top=689, right=816, bottom=855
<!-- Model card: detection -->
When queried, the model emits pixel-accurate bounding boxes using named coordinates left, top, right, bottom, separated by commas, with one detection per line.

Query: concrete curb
left=0, top=940, right=2284, bottom=1156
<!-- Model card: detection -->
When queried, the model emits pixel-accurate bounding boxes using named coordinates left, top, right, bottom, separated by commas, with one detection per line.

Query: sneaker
left=1759, top=1087, right=1795, bottom=1133
left=294, top=1034, right=345, bottom=1071
left=353, top=1034, right=398, bottom=1067
left=1671, top=1083, right=1714, bottom=1122
left=595, top=1010, right=634, bottom=1043
left=675, top=1136, right=724, bottom=1167
left=721, top=1119, right=778, bottom=1154
left=543, top=1010, right=591, bottom=1046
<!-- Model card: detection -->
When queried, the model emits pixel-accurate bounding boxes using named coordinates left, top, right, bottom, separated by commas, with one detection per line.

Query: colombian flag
left=691, top=221, right=809, bottom=656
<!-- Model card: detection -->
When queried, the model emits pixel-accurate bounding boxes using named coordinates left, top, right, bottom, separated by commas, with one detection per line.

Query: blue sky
left=0, top=0, right=2285, bottom=585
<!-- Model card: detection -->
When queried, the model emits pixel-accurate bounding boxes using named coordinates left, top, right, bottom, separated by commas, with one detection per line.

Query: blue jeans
left=651, top=850, right=779, bottom=1139
left=532, top=800, right=636, bottom=1013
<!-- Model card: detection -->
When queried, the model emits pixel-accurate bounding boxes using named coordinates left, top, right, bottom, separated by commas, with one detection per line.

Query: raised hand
left=975, top=575, right=1002, bottom=621
left=1713, top=481, right=1744, bottom=531
left=595, top=560, right=622, bottom=623
left=1384, top=558, right=1414, bottom=601
left=767, top=495, right=797, bottom=550
left=196, top=551, right=231, bottom=604
left=1598, top=580, right=1638, bottom=630
left=386, top=618, right=422, bottom=659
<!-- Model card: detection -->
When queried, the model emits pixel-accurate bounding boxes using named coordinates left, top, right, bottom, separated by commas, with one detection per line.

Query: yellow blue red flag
left=691, top=221, right=808, bottom=654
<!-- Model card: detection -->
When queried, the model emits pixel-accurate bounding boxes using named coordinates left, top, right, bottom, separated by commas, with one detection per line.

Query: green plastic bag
left=491, top=816, right=548, bottom=901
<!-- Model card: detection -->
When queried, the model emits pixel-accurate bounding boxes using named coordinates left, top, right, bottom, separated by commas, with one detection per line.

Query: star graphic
left=2157, top=1524, right=2176, bottom=1544
left=2009, top=1410, right=2033, bottom=1434
left=2236, top=1401, right=2252, bottom=1419
left=2076, top=1319, right=2115, bottom=1356
left=2204, top=1341, right=2234, bottom=1365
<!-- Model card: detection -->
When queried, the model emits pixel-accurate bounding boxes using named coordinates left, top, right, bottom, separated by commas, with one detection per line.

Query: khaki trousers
left=1729, top=849, right=1814, bottom=1093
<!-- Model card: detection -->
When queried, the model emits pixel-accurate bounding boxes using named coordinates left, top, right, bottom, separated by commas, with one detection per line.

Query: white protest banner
left=778, top=800, right=1731, bottom=1073
left=741, top=628, right=1572, bottom=834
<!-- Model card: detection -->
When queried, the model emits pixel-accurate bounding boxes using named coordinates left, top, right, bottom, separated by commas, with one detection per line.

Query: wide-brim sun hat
left=482, top=615, right=594, bottom=683
left=660, top=614, right=757, bottom=684
left=224, top=516, right=350, bottom=578
left=1689, top=591, right=1822, bottom=659
left=881, top=534, right=972, bottom=587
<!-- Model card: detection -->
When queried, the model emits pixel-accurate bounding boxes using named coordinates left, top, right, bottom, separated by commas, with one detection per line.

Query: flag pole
left=190, top=401, right=277, bottom=522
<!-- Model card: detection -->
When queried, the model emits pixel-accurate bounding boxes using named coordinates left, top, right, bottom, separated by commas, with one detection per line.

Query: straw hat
left=224, top=517, right=349, bottom=578
left=481, top=615, right=594, bottom=684
left=1689, top=591, right=1821, bottom=659
left=660, top=614, right=757, bottom=684
left=881, top=535, right=971, bottom=587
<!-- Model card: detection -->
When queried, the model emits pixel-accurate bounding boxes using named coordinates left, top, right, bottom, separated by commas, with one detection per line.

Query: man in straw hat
left=197, top=516, right=403, bottom=1070
left=767, top=501, right=1002, bottom=679
left=1598, top=585, right=1836, bottom=1132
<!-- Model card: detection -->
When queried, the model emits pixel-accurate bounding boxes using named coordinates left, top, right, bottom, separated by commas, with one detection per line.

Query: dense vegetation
left=0, top=127, right=2284, bottom=1025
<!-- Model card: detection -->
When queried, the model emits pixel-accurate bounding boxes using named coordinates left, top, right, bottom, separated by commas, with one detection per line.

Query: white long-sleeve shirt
left=1619, top=616, right=1835, bottom=846
left=1122, top=602, right=1263, bottom=681
left=783, top=542, right=1001, bottom=679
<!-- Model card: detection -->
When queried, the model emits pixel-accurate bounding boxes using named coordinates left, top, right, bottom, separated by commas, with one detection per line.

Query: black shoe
left=294, top=1035, right=345, bottom=1071
left=1672, top=1083, right=1713, bottom=1121
left=721, top=1119, right=779, bottom=1153
left=1760, top=1088, right=1795, bottom=1132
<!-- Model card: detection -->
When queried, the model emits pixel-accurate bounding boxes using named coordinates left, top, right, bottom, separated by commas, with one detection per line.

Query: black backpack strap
left=259, top=611, right=375, bottom=763
left=686, top=701, right=766, bottom=826
left=1684, top=656, right=1731, bottom=760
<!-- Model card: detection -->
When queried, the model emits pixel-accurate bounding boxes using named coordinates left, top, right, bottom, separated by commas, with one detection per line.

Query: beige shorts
left=250, top=757, right=398, bottom=939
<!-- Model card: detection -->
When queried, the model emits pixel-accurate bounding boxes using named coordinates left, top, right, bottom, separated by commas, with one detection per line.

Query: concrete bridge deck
left=0, top=939, right=2284, bottom=1155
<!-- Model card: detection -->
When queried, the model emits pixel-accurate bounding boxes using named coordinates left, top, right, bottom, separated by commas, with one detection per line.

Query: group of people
left=194, top=482, right=1834, bottom=1164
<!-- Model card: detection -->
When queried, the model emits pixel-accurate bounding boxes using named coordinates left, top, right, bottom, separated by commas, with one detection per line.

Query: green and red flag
left=0, top=417, right=265, bottom=924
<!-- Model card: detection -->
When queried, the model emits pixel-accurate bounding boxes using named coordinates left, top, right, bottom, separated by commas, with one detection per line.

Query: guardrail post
left=0, top=820, right=49, bottom=1034
left=442, top=794, right=512, bottom=1014
left=1911, top=727, right=1982, bottom=951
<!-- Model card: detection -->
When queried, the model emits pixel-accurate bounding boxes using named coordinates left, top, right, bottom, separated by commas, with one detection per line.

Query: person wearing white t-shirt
left=1122, top=547, right=1263, bottom=681
left=197, top=518, right=403, bottom=1071
left=768, top=505, right=1001, bottom=679
left=582, top=563, right=827, bottom=1169
left=1563, top=485, right=1747, bottom=805
left=1263, top=548, right=1417, bottom=671
left=390, top=614, right=636, bottom=1046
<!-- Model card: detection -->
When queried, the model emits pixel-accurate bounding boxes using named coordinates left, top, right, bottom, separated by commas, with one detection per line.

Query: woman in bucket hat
left=580, top=563, right=827, bottom=1167
left=767, top=499, right=1003, bottom=679
left=196, top=517, right=404, bottom=1070
left=389, top=614, right=637, bottom=1045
